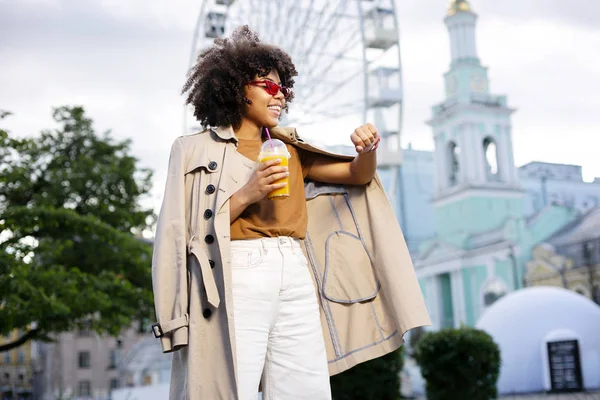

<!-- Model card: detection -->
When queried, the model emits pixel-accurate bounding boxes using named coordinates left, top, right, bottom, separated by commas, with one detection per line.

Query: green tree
left=330, top=347, right=404, bottom=400
left=415, top=327, right=501, bottom=400
left=0, top=106, right=155, bottom=351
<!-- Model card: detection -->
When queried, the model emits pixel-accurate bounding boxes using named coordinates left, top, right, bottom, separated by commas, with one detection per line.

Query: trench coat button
left=208, top=161, right=218, bottom=171
left=204, top=235, right=215, bottom=244
left=206, top=184, right=216, bottom=194
left=203, top=209, right=213, bottom=219
left=209, top=260, right=215, bottom=269
left=203, top=308, right=212, bottom=319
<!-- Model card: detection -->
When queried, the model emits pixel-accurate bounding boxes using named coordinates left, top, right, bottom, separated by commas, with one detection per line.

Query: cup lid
left=259, top=139, right=290, bottom=158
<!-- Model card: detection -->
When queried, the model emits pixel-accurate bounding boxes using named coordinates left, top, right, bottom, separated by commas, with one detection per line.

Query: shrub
left=415, top=327, right=501, bottom=400
left=330, top=347, right=404, bottom=400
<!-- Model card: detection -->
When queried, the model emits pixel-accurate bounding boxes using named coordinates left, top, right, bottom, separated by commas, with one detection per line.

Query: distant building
left=110, top=336, right=171, bottom=400
left=519, top=161, right=600, bottom=215
left=0, top=329, right=38, bottom=400
left=377, top=145, right=436, bottom=253
left=526, top=208, right=600, bottom=303
left=118, top=336, right=170, bottom=388
left=38, top=326, right=144, bottom=400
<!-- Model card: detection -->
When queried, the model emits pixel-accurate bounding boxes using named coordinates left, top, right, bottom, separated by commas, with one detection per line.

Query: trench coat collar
left=210, top=125, right=237, bottom=142
left=196, top=125, right=352, bottom=173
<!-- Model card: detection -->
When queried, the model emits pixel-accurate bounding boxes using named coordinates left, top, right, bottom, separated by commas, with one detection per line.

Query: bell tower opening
left=447, top=141, right=461, bottom=186
left=483, top=137, right=500, bottom=181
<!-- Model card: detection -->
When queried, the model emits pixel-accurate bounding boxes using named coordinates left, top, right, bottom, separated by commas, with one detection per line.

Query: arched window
left=593, top=285, right=600, bottom=305
left=573, top=285, right=589, bottom=298
left=483, top=279, right=507, bottom=307
left=447, top=141, right=461, bottom=186
left=483, top=137, right=499, bottom=181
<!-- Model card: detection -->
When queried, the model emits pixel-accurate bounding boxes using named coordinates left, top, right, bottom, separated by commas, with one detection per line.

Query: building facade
left=526, top=208, right=600, bottom=303
left=377, top=145, right=436, bottom=253
left=0, top=330, right=38, bottom=400
left=519, top=161, right=600, bottom=216
left=38, top=326, right=144, bottom=400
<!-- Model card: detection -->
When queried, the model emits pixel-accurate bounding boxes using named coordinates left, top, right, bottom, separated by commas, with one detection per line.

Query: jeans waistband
left=231, top=237, right=301, bottom=250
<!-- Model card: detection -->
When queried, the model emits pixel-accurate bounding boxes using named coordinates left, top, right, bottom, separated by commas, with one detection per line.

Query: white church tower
left=417, top=1, right=531, bottom=330
left=427, top=0, right=524, bottom=242
left=417, top=0, right=582, bottom=331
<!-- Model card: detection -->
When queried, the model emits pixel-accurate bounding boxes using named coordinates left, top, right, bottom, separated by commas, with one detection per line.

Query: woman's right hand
left=238, top=158, right=289, bottom=205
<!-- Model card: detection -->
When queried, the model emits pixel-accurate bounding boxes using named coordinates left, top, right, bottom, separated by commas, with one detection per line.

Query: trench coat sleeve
left=151, top=138, right=189, bottom=353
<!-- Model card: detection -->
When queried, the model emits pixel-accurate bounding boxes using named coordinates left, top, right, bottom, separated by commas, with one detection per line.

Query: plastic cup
left=258, top=139, right=291, bottom=199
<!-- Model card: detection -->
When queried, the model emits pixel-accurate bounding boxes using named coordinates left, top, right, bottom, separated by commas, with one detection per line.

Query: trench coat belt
left=188, top=236, right=221, bottom=309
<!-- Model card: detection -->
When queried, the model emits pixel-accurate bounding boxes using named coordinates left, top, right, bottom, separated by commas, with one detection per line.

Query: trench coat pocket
left=322, top=231, right=380, bottom=303
left=187, top=239, right=221, bottom=309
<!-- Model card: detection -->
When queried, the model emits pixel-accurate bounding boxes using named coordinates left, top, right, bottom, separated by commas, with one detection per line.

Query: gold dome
left=446, top=0, right=473, bottom=16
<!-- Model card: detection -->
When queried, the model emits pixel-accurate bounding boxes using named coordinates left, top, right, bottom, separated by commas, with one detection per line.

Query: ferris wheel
left=185, top=0, right=404, bottom=165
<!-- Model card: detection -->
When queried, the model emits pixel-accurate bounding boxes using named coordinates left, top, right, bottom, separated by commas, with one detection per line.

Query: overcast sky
left=1, top=0, right=599, bottom=213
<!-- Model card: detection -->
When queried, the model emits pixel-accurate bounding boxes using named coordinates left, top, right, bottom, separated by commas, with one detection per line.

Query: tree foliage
left=0, top=106, right=155, bottom=351
left=415, top=327, right=501, bottom=400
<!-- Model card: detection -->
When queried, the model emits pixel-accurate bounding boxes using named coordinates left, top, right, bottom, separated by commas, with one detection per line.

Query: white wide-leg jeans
left=230, top=237, right=332, bottom=400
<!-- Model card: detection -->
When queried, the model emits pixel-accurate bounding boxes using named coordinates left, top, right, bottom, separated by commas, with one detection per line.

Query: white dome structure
left=476, top=286, right=600, bottom=394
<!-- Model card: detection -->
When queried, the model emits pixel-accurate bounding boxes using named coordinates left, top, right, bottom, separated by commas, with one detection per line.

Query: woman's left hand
left=351, top=123, right=380, bottom=154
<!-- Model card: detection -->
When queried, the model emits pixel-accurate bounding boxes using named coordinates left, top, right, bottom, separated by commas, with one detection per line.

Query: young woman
left=151, top=26, right=429, bottom=400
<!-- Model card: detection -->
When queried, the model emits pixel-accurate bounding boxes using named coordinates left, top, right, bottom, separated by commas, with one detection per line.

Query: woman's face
left=243, top=69, right=286, bottom=129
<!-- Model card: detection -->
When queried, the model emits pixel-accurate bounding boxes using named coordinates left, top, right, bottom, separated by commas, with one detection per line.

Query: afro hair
left=182, top=25, right=298, bottom=129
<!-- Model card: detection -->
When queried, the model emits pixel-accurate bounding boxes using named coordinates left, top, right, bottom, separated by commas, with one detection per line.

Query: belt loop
left=187, top=235, right=196, bottom=254
left=276, top=236, right=282, bottom=252
left=261, top=238, right=268, bottom=254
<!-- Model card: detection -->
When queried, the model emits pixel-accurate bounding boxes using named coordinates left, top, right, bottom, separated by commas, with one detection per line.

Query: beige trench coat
left=151, top=125, right=431, bottom=400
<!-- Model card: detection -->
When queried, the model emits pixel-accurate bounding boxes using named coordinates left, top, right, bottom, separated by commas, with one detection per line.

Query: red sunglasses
left=248, top=80, right=292, bottom=99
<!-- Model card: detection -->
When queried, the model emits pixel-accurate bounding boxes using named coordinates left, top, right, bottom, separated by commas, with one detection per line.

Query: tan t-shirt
left=230, top=138, right=318, bottom=240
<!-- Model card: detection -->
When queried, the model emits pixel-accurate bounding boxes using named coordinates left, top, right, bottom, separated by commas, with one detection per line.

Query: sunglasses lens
left=264, top=81, right=278, bottom=96
left=252, top=80, right=290, bottom=98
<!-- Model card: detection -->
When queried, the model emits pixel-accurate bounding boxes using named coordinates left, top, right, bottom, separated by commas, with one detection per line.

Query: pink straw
left=264, top=127, right=274, bottom=149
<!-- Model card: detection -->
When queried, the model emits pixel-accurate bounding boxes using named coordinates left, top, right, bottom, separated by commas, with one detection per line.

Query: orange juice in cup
left=258, top=139, right=291, bottom=199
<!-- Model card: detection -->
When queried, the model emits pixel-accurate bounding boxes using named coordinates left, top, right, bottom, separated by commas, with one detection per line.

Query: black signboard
left=547, top=339, right=583, bottom=393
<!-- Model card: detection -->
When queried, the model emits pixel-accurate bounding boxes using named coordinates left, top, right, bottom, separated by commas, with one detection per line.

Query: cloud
left=477, top=0, right=600, bottom=31
left=0, top=0, right=198, bottom=208
left=396, top=0, right=600, bottom=32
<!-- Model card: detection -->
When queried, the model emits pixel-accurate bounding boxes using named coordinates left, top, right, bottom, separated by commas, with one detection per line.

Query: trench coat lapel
left=214, top=141, right=255, bottom=215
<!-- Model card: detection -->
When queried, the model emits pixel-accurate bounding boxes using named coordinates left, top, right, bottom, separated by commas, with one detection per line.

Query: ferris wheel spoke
left=290, top=0, right=342, bottom=64
left=247, top=0, right=261, bottom=33
left=265, top=1, right=274, bottom=40
left=288, top=107, right=360, bottom=126
left=279, top=0, right=304, bottom=42
left=311, top=101, right=363, bottom=118
left=299, top=26, right=362, bottom=97
left=291, top=3, right=307, bottom=44
left=298, top=0, right=349, bottom=66
left=304, top=0, right=351, bottom=57
left=302, top=67, right=365, bottom=110
left=286, top=0, right=316, bottom=56
left=271, top=0, right=287, bottom=41
left=294, top=96, right=364, bottom=123
left=229, top=1, right=250, bottom=29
